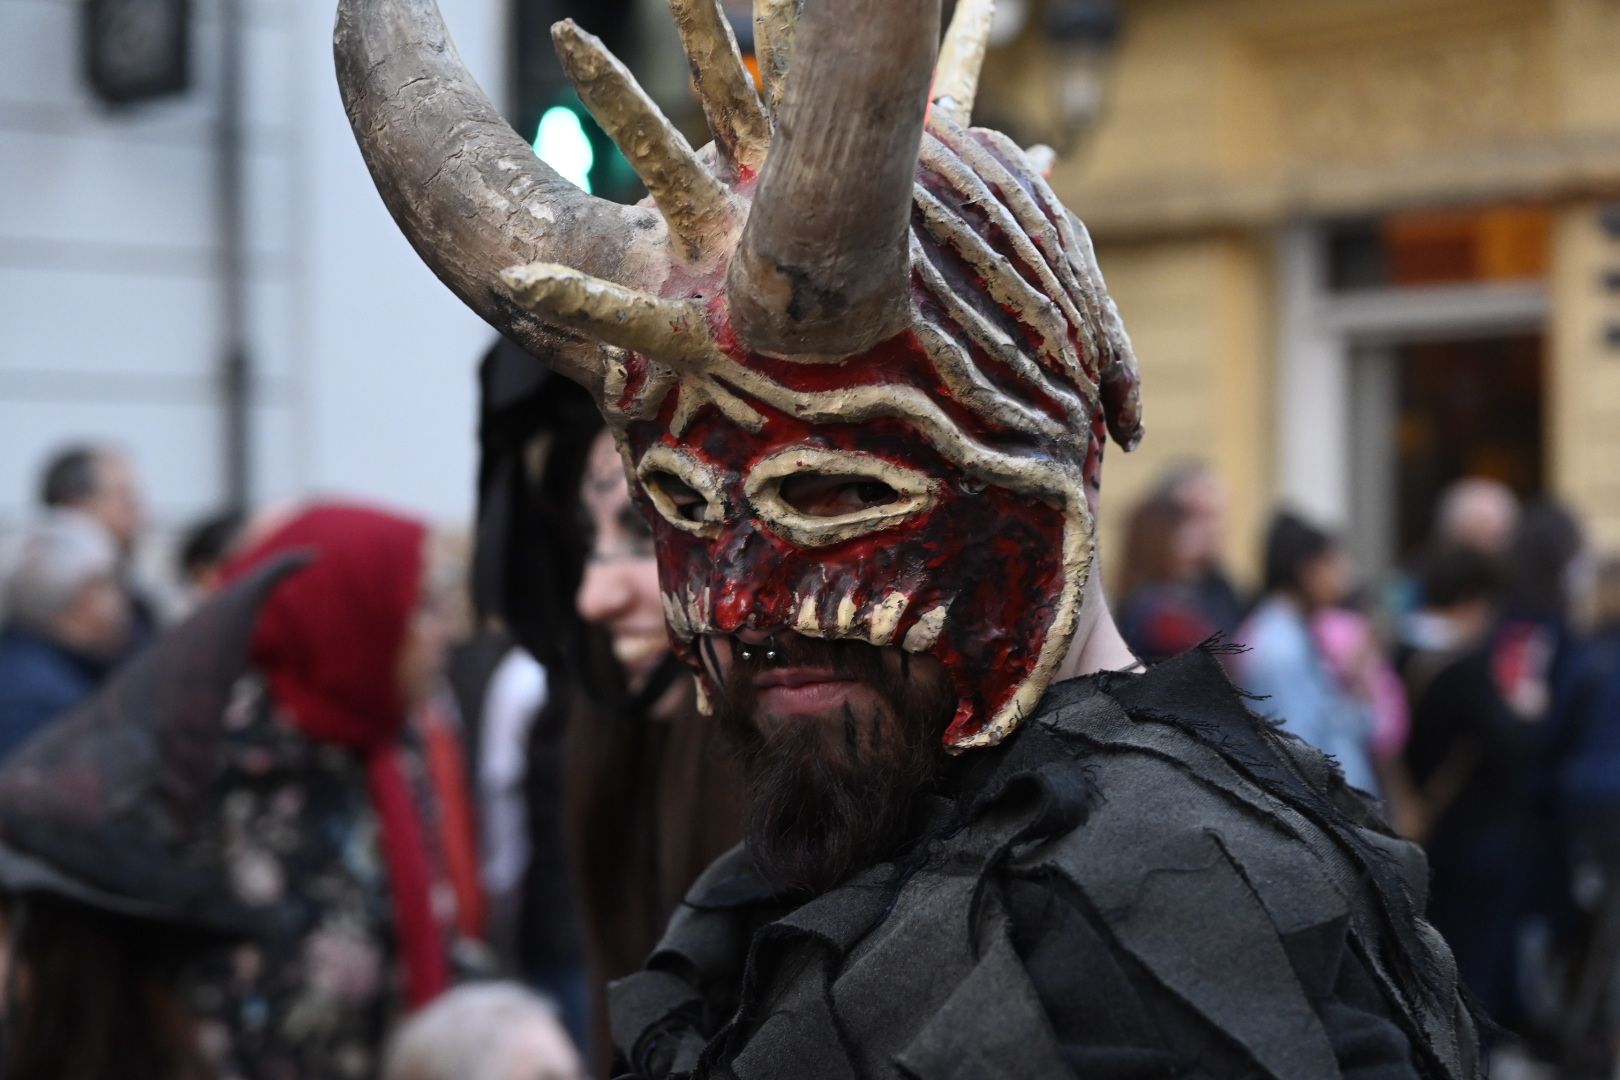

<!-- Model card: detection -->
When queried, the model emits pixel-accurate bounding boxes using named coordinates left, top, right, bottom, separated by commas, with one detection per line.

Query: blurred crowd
left=0, top=336, right=750, bottom=1080
left=2, top=395, right=1619, bottom=1079
left=1115, top=462, right=1620, bottom=1078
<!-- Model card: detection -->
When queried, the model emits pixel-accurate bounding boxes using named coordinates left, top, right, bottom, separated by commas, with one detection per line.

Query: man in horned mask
left=336, top=0, right=1482, bottom=1075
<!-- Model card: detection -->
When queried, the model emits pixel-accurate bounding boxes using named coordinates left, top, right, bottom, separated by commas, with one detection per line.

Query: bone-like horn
left=669, top=0, right=771, bottom=176
left=933, top=0, right=995, bottom=124
left=501, top=264, right=719, bottom=365
left=753, top=0, right=799, bottom=116
left=334, top=0, right=661, bottom=389
left=552, top=20, right=735, bottom=265
left=725, top=0, right=942, bottom=358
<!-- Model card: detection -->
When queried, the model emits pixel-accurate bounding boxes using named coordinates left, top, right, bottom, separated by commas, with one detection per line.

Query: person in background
left=0, top=555, right=302, bottom=1080
left=1558, top=556, right=1620, bottom=1077
left=1312, top=601, right=1411, bottom=819
left=381, top=982, right=585, bottom=1080
left=189, top=503, right=469, bottom=1080
left=1116, top=464, right=1245, bottom=665
left=1390, top=476, right=1520, bottom=628
left=1404, top=502, right=1586, bottom=1045
left=38, top=443, right=158, bottom=643
left=1114, top=493, right=1221, bottom=664
left=178, top=509, right=249, bottom=598
left=464, top=345, right=599, bottom=1052
left=1435, top=477, right=1521, bottom=558
left=0, top=510, right=131, bottom=757
left=446, top=629, right=548, bottom=990
left=469, top=343, right=742, bottom=1074
left=1390, top=541, right=1508, bottom=847
left=1395, top=545, right=1504, bottom=738
left=1236, top=512, right=1378, bottom=795
left=1155, top=460, right=1245, bottom=635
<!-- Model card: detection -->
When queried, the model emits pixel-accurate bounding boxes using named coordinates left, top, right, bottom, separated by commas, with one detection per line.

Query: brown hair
left=1115, top=493, right=1190, bottom=603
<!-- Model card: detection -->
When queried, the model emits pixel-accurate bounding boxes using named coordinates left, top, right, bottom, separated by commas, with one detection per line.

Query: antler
left=725, top=0, right=942, bottom=358
left=334, top=0, right=665, bottom=390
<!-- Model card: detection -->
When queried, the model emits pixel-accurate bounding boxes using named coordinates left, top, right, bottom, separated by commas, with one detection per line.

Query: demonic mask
left=336, top=0, right=1142, bottom=749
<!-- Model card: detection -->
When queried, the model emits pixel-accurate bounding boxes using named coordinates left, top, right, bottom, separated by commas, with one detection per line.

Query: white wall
left=0, top=0, right=507, bottom=557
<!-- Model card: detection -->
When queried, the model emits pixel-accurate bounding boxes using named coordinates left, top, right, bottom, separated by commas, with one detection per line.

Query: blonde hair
left=382, top=982, right=584, bottom=1080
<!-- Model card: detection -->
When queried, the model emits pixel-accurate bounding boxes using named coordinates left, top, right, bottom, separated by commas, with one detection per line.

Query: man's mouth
left=752, top=666, right=867, bottom=716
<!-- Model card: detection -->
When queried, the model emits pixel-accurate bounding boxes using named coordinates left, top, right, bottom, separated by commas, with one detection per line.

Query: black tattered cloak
left=609, top=648, right=1482, bottom=1080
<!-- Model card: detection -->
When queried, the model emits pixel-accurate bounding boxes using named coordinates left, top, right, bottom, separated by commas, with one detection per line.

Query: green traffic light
left=533, top=106, right=595, bottom=194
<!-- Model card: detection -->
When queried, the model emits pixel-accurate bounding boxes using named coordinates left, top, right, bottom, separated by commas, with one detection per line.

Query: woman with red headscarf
left=187, top=503, right=465, bottom=1080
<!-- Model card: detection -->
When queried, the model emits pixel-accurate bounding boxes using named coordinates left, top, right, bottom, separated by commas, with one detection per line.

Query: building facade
left=1, top=0, right=507, bottom=547
left=1013, top=0, right=1620, bottom=582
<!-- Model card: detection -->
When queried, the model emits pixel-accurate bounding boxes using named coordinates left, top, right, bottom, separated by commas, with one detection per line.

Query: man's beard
left=712, top=636, right=955, bottom=896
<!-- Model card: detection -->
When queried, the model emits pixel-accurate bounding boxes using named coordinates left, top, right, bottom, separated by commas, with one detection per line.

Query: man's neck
left=1053, top=576, right=1139, bottom=681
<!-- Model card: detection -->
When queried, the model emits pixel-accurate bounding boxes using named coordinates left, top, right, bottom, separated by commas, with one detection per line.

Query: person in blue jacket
left=0, top=510, right=131, bottom=757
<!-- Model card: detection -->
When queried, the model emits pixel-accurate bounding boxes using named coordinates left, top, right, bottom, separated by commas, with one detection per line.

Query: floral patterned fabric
left=187, top=676, right=402, bottom=1080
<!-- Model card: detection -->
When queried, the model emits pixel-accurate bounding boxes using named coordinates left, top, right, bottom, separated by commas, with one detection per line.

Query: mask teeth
left=902, top=602, right=951, bottom=653
left=867, top=590, right=910, bottom=646
left=794, top=593, right=824, bottom=638
left=693, top=674, right=713, bottom=716
left=834, top=592, right=860, bottom=635
left=684, top=587, right=705, bottom=635
left=661, top=591, right=693, bottom=640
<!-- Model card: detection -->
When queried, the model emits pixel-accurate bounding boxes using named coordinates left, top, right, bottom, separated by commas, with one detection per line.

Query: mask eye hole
left=642, top=471, right=708, bottom=522
left=778, top=474, right=899, bottom=518
left=745, top=448, right=938, bottom=548
left=635, top=446, right=729, bottom=538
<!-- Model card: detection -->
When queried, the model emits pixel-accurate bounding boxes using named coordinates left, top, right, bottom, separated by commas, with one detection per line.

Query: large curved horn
left=725, top=0, right=941, bottom=358
left=334, top=0, right=663, bottom=389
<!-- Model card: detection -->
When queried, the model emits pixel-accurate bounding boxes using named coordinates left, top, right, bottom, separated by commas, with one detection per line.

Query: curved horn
left=334, top=0, right=662, bottom=389
left=725, top=0, right=942, bottom=358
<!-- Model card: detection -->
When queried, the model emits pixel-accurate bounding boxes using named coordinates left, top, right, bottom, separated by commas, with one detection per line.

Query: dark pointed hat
left=0, top=553, right=307, bottom=938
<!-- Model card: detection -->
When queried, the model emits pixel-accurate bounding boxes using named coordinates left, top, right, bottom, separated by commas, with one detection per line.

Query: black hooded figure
left=0, top=554, right=305, bottom=1080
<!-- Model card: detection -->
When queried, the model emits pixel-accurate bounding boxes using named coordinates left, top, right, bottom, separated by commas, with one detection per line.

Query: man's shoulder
left=999, top=649, right=1405, bottom=906
left=992, top=656, right=1354, bottom=917
left=964, top=651, right=1476, bottom=1078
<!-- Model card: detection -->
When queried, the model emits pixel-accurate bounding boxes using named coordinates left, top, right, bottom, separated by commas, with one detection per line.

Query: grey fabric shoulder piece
left=1015, top=691, right=1342, bottom=1079
left=1027, top=651, right=1479, bottom=1079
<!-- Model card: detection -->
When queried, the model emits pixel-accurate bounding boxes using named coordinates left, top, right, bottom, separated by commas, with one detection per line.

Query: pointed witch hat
left=0, top=552, right=308, bottom=939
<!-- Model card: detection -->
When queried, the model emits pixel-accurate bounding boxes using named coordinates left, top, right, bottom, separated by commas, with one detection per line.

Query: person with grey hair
left=382, top=983, right=585, bottom=1080
left=0, top=511, right=131, bottom=758
left=1435, top=477, right=1520, bottom=558
left=37, top=442, right=158, bottom=646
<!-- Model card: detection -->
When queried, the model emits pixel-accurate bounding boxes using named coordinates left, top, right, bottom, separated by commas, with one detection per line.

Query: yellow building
left=990, top=0, right=1620, bottom=586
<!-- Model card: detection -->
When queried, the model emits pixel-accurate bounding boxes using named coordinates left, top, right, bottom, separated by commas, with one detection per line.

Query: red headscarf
left=224, top=503, right=450, bottom=1008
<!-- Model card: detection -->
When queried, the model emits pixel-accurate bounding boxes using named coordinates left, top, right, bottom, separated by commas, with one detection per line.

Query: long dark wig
left=472, top=339, right=738, bottom=1070
left=2, top=895, right=212, bottom=1080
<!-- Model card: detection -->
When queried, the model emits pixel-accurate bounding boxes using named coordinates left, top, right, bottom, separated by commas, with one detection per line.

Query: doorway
left=1276, top=205, right=1551, bottom=580
left=1347, top=333, right=1545, bottom=575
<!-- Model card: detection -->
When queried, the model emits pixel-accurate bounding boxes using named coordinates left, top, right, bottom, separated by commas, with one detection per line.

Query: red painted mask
left=591, top=118, right=1144, bottom=749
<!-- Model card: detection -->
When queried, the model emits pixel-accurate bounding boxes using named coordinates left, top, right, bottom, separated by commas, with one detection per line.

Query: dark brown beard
left=712, top=636, right=955, bottom=895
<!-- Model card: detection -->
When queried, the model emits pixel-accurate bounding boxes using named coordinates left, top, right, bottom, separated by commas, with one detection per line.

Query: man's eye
left=779, top=474, right=899, bottom=518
